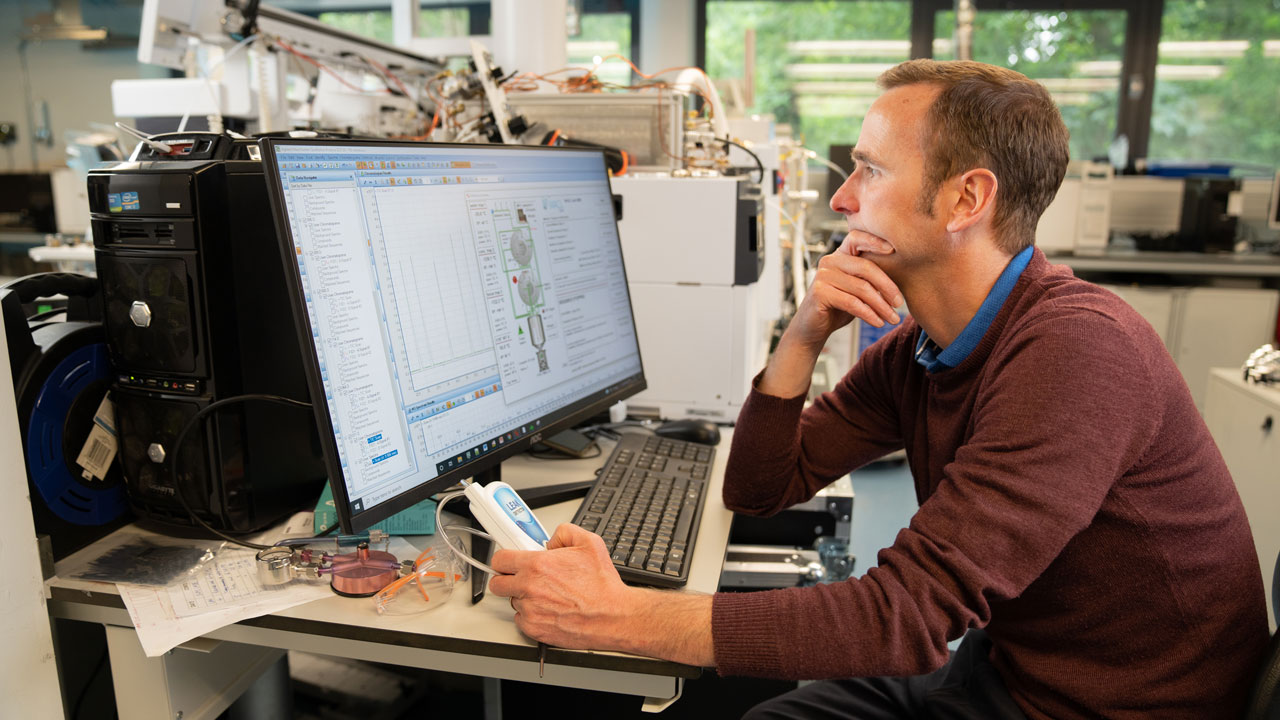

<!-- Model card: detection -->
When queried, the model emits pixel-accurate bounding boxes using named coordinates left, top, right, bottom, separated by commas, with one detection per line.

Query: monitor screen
left=826, top=144, right=855, bottom=205
left=260, top=139, right=646, bottom=532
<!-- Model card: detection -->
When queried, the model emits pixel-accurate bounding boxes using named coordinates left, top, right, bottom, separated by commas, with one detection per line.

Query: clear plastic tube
left=436, top=489, right=501, bottom=576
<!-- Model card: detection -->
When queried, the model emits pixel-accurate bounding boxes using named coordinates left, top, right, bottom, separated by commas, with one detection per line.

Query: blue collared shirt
left=914, top=245, right=1034, bottom=373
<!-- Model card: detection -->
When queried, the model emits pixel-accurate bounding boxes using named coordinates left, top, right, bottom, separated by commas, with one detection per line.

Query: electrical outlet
left=0, top=122, right=16, bottom=146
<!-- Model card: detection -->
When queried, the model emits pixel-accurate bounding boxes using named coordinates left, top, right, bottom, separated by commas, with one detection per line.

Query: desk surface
left=47, top=428, right=735, bottom=699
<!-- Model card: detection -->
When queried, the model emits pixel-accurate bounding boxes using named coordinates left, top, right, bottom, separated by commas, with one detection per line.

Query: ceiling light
left=1154, top=64, right=1227, bottom=81
left=786, top=40, right=909, bottom=58
left=1158, top=40, right=1249, bottom=58
left=784, top=63, right=897, bottom=80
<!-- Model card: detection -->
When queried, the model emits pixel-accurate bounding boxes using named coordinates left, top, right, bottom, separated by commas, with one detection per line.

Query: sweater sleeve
left=712, top=309, right=1162, bottom=679
left=721, top=322, right=913, bottom=517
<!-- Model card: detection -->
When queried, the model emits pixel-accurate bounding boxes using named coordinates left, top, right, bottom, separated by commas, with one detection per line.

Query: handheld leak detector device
left=464, top=480, right=550, bottom=552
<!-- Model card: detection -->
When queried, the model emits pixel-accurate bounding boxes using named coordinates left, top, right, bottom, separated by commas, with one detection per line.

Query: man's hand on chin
left=790, top=229, right=904, bottom=347
left=758, top=228, right=905, bottom=398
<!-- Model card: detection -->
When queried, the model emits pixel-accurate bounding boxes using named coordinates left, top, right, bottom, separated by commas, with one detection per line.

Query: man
left=489, top=59, right=1268, bottom=718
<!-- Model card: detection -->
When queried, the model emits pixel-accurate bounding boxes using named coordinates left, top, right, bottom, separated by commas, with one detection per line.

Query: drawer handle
left=1264, top=416, right=1274, bottom=433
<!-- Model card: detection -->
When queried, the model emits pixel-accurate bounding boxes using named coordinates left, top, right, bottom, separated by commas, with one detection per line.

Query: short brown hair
left=878, top=59, right=1069, bottom=254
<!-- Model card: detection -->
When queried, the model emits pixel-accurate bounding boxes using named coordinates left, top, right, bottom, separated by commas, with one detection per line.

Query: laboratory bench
left=46, top=429, right=736, bottom=720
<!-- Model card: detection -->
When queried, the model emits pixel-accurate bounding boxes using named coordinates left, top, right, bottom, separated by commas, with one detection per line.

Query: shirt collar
left=914, top=245, right=1034, bottom=373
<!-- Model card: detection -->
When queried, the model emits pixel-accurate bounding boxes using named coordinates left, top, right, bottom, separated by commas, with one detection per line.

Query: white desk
left=1204, top=371, right=1280, bottom=630
left=47, top=429, right=735, bottom=719
left=1046, top=249, right=1280, bottom=278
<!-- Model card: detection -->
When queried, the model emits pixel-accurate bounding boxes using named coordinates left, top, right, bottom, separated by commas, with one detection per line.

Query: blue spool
left=25, top=342, right=128, bottom=526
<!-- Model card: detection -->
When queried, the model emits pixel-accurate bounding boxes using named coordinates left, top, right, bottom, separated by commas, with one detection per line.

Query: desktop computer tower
left=87, top=136, right=325, bottom=532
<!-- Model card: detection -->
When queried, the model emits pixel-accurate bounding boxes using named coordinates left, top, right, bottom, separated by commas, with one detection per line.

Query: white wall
left=0, top=0, right=706, bottom=174
left=640, top=0, right=697, bottom=70
left=0, top=293, right=64, bottom=716
left=0, top=1, right=165, bottom=172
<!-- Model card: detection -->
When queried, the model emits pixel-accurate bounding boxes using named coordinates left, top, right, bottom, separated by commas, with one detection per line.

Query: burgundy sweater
left=713, top=250, right=1267, bottom=719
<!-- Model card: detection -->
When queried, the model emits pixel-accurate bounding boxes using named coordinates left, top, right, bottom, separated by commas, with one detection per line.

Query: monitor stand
left=468, top=466, right=500, bottom=603
left=537, top=428, right=596, bottom=457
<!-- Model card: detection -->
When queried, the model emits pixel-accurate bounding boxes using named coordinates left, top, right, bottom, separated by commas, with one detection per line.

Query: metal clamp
left=255, top=547, right=295, bottom=586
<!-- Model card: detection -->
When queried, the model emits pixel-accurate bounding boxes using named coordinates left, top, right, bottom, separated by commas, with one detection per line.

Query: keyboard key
left=673, top=505, right=695, bottom=546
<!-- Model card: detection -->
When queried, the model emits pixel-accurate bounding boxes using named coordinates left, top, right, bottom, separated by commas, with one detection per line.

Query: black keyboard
left=570, top=433, right=714, bottom=588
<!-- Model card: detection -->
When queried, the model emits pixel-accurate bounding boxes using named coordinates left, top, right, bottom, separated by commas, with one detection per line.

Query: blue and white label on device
left=494, top=486, right=549, bottom=545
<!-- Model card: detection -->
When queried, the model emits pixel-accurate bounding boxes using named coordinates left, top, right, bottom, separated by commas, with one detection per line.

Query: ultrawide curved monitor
left=260, top=138, right=646, bottom=532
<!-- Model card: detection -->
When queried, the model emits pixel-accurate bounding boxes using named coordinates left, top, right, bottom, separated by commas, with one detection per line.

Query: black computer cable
left=70, top=645, right=110, bottom=720
left=719, top=136, right=765, bottom=184
left=235, top=0, right=262, bottom=39
left=168, top=393, right=313, bottom=550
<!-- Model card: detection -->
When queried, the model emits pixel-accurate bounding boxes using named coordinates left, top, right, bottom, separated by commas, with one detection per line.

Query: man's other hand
left=488, top=523, right=635, bottom=651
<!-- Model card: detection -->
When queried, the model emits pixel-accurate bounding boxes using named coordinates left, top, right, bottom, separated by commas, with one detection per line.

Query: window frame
left=299, top=2, right=638, bottom=61
left=697, top=0, right=1168, bottom=167
left=581, top=0, right=642, bottom=67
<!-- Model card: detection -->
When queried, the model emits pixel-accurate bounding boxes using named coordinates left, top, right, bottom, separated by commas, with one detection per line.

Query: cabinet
left=1204, top=368, right=1280, bottom=630
left=1102, top=286, right=1278, bottom=411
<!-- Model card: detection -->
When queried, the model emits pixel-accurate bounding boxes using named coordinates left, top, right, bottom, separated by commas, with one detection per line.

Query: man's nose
left=830, top=175, right=857, bottom=215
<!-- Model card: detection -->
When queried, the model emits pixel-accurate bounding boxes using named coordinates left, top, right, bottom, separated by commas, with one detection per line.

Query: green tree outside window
left=1149, top=0, right=1280, bottom=169
left=706, top=1, right=912, bottom=160
left=934, top=9, right=1127, bottom=162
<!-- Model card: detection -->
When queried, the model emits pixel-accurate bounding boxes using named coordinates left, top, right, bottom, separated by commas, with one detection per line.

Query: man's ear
left=945, top=168, right=998, bottom=234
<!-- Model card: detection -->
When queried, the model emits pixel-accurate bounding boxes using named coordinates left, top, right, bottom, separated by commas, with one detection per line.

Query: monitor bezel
left=1269, top=169, right=1280, bottom=231
left=259, top=137, right=647, bottom=533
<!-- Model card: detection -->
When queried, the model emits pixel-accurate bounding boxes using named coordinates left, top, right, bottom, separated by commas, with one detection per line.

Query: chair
left=1244, top=552, right=1280, bottom=719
